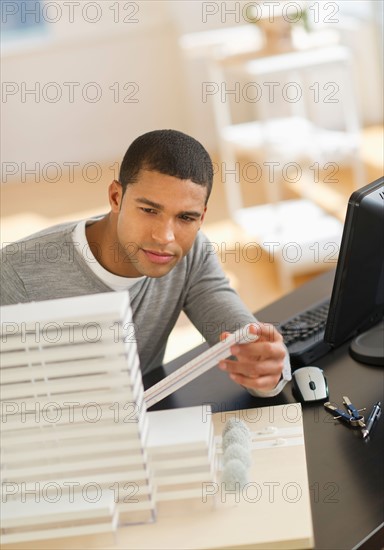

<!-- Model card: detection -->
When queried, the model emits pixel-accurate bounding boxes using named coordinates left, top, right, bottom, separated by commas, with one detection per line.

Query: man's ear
left=109, top=180, right=123, bottom=213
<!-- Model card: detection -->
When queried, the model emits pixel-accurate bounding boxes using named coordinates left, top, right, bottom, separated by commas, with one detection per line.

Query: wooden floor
left=1, top=126, right=383, bottom=362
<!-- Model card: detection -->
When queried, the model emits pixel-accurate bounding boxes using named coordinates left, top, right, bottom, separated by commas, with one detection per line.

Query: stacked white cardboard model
left=0, top=292, right=216, bottom=545
left=147, top=406, right=216, bottom=505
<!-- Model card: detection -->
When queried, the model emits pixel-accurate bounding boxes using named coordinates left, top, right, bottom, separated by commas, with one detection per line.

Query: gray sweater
left=1, top=221, right=257, bottom=375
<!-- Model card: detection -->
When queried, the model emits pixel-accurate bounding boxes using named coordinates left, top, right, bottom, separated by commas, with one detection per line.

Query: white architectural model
left=0, top=292, right=216, bottom=545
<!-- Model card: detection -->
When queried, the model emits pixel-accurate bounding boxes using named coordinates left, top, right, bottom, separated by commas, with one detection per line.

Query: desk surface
left=144, top=270, right=384, bottom=550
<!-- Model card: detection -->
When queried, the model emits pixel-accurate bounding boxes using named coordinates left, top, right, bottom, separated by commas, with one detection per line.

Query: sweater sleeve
left=182, top=232, right=256, bottom=344
left=182, top=232, right=291, bottom=397
left=0, top=250, right=29, bottom=305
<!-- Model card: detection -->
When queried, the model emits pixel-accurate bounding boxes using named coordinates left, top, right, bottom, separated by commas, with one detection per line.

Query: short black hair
left=118, top=129, right=213, bottom=203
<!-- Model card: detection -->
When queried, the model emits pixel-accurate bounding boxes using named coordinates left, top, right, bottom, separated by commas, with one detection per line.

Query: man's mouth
left=142, top=249, right=176, bottom=264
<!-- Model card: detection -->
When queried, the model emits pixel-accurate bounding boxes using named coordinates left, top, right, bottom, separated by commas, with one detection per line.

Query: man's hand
left=218, top=323, right=286, bottom=393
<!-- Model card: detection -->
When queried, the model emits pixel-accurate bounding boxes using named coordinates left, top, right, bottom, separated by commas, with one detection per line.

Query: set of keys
left=324, top=396, right=366, bottom=428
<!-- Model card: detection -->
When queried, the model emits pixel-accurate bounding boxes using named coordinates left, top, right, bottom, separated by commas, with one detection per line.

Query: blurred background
left=1, top=0, right=383, bottom=361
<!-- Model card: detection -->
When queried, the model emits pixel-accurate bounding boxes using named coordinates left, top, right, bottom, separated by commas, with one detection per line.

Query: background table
left=144, top=270, right=384, bottom=550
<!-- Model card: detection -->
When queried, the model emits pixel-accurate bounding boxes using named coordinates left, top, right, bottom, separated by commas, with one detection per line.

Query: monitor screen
left=324, top=176, right=384, bottom=347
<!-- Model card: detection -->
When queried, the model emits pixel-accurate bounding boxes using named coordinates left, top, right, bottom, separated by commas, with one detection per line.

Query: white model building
left=0, top=292, right=216, bottom=545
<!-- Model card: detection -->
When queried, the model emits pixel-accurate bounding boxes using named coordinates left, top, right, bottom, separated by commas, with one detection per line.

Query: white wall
left=1, top=0, right=383, bottom=178
left=1, top=1, right=189, bottom=172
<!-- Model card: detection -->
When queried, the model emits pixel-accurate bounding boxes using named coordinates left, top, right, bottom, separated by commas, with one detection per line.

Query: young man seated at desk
left=0, top=130, right=291, bottom=397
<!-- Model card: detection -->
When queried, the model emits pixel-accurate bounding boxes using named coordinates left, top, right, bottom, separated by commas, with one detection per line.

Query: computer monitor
left=324, top=176, right=384, bottom=365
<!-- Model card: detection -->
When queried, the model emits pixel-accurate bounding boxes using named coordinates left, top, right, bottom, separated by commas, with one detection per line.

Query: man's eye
left=141, top=208, right=157, bottom=214
left=179, top=214, right=196, bottom=223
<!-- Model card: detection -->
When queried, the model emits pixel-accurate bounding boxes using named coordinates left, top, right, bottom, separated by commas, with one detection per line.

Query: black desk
left=144, top=270, right=384, bottom=550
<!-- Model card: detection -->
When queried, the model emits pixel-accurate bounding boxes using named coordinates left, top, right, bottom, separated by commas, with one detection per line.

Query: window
left=1, top=0, right=46, bottom=39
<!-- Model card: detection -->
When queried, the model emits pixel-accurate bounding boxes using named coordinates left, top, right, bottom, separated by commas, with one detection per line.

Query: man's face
left=109, top=170, right=207, bottom=278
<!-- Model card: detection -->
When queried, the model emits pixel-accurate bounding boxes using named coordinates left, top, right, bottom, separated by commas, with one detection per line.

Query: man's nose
left=151, top=219, right=175, bottom=244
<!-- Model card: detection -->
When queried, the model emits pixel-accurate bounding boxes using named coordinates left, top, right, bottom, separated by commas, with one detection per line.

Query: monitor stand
left=349, top=320, right=384, bottom=366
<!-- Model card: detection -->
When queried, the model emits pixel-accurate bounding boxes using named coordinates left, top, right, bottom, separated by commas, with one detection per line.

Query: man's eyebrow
left=135, top=197, right=163, bottom=210
left=135, top=197, right=203, bottom=218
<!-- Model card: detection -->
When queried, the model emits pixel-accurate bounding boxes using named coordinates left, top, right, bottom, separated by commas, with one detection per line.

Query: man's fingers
left=248, top=322, right=283, bottom=343
left=230, top=341, right=285, bottom=362
left=219, top=357, right=283, bottom=378
left=218, top=324, right=286, bottom=393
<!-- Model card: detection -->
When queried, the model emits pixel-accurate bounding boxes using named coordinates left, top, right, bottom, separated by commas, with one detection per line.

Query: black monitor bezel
left=324, top=176, right=384, bottom=347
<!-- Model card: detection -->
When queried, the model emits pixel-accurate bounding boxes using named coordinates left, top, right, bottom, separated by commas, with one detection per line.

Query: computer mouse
left=292, top=366, right=329, bottom=403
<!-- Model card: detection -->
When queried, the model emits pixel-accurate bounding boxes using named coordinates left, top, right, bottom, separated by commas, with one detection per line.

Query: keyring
left=324, top=396, right=366, bottom=429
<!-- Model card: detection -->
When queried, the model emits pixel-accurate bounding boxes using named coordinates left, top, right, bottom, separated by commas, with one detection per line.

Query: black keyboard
left=280, top=298, right=332, bottom=368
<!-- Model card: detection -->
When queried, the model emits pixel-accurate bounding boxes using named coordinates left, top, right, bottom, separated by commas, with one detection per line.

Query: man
left=1, top=129, right=291, bottom=396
